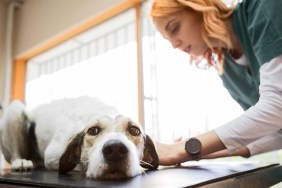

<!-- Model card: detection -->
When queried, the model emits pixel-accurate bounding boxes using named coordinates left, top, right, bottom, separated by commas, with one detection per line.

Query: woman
left=150, top=0, right=282, bottom=165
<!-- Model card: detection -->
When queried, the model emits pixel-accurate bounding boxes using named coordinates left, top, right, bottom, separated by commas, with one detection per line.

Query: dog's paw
left=11, top=159, right=34, bottom=171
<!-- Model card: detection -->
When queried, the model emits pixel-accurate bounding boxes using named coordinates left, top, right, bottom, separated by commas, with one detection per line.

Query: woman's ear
left=59, top=132, right=84, bottom=174
left=140, top=134, right=159, bottom=170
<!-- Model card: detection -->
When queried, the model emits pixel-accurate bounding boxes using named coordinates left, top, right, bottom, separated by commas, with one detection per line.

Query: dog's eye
left=128, top=126, right=141, bottom=136
left=87, top=127, right=101, bottom=136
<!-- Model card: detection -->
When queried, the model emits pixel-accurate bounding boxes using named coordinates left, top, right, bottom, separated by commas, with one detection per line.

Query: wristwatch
left=185, top=137, right=202, bottom=160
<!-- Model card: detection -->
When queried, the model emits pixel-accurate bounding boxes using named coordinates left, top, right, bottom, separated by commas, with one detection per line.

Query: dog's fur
left=0, top=96, right=158, bottom=179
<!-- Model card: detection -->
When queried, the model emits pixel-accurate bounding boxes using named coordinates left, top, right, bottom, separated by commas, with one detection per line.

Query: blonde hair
left=150, top=0, right=235, bottom=73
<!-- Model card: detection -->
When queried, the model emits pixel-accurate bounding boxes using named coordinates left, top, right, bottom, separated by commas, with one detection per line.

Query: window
left=25, top=9, right=139, bottom=121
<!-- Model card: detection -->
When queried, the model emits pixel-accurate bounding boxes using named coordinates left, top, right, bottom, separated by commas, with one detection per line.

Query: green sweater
left=220, top=0, right=282, bottom=110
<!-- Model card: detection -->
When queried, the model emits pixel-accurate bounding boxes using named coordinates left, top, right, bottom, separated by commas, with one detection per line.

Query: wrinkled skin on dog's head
left=59, top=115, right=158, bottom=180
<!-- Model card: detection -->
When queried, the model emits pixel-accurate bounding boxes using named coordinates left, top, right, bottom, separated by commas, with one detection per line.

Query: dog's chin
left=87, top=169, right=139, bottom=180
left=98, top=170, right=134, bottom=180
left=86, top=163, right=141, bottom=180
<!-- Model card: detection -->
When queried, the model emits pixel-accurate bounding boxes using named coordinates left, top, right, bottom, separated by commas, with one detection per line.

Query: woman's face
left=153, top=10, right=208, bottom=57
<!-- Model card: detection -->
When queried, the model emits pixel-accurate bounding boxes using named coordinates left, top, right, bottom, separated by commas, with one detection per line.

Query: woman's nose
left=171, top=38, right=181, bottom=49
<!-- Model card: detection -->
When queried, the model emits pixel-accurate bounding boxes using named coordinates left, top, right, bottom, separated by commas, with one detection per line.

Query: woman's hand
left=155, top=140, right=190, bottom=166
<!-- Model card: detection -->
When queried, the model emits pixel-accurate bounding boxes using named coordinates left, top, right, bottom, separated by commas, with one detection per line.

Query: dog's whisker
left=139, top=160, right=153, bottom=167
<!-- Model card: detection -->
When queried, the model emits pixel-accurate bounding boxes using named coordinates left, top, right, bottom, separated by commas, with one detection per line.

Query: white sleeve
left=215, top=55, right=282, bottom=153
left=247, top=129, right=282, bottom=156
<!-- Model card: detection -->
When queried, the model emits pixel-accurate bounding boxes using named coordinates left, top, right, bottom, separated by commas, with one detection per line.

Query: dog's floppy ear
left=141, top=134, right=159, bottom=170
left=59, top=132, right=84, bottom=174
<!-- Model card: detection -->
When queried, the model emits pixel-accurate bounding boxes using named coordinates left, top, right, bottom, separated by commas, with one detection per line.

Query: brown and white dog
left=0, top=96, right=158, bottom=179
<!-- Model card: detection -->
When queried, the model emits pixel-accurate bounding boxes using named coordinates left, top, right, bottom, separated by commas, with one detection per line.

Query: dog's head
left=59, top=115, right=158, bottom=179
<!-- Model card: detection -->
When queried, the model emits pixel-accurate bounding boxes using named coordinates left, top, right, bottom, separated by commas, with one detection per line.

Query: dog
left=0, top=96, right=159, bottom=179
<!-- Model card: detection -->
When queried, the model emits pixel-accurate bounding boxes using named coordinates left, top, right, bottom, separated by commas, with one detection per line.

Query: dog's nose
left=102, top=140, right=128, bottom=161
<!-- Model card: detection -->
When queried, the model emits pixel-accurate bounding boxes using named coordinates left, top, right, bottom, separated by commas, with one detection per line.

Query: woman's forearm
left=196, top=130, right=226, bottom=156
left=200, top=147, right=250, bottom=159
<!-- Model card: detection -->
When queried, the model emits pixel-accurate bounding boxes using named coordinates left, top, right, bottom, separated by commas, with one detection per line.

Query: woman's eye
left=87, top=127, right=101, bottom=136
left=128, top=126, right=141, bottom=136
left=170, top=24, right=180, bottom=34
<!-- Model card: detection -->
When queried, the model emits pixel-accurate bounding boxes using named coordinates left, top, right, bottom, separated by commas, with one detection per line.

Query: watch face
left=185, top=138, right=202, bottom=155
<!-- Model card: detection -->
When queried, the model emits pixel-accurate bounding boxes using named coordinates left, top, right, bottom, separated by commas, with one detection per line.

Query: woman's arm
left=156, top=129, right=282, bottom=165
left=215, top=55, right=282, bottom=153
left=201, top=147, right=250, bottom=159
left=202, top=129, right=282, bottom=159
left=247, top=129, right=282, bottom=156
left=157, top=129, right=282, bottom=165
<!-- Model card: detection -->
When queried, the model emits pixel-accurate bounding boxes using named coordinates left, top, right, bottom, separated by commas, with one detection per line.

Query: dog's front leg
left=44, top=129, right=71, bottom=170
left=0, top=101, right=34, bottom=170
